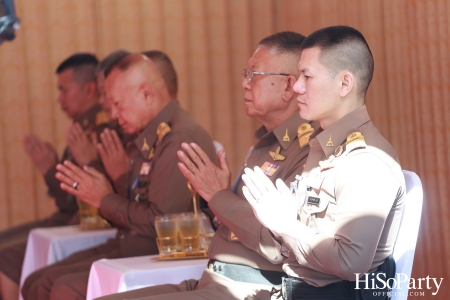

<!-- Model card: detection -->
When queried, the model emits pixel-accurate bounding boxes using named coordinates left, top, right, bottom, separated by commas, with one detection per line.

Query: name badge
left=290, top=181, right=298, bottom=193
left=307, top=196, right=320, bottom=206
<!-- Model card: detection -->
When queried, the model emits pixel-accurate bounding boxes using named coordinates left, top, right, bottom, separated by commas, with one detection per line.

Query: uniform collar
left=312, top=105, right=371, bottom=157
left=74, top=104, right=103, bottom=132
left=255, top=113, right=310, bottom=150
left=133, top=100, right=179, bottom=158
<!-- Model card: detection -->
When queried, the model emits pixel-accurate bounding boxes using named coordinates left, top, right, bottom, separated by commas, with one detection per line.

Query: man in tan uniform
left=0, top=53, right=117, bottom=300
left=95, top=32, right=316, bottom=300
left=94, top=50, right=178, bottom=188
left=242, top=26, right=405, bottom=299
left=21, top=53, right=217, bottom=300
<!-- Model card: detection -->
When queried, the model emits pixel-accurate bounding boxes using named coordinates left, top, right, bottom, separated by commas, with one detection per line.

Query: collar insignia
left=325, top=135, right=334, bottom=147
left=283, top=129, right=290, bottom=142
left=141, top=138, right=150, bottom=151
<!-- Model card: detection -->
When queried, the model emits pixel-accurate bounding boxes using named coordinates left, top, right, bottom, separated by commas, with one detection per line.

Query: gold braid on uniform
left=148, top=122, right=172, bottom=160
left=332, top=131, right=366, bottom=158
left=156, top=122, right=171, bottom=146
left=297, top=123, right=314, bottom=149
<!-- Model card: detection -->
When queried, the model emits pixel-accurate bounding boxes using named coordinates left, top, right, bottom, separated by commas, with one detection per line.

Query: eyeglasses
left=242, top=69, right=290, bottom=83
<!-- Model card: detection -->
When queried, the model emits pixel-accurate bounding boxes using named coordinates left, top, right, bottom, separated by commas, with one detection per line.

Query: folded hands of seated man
left=177, top=142, right=231, bottom=202
left=23, top=133, right=58, bottom=175
left=242, top=166, right=298, bottom=237
left=66, top=122, right=99, bottom=166
left=96, top=128, right=128, bottom=181
left=55, top=160, right=113, bottom=208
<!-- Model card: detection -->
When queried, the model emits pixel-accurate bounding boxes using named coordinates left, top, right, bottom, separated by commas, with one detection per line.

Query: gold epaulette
left=297, top=123, right=314, bottom=148
left=147, top=122, right=172, bottom=160
left=156, top=122, right=171, bottom=145
left=95, top=111, right=111, bottom=126
left=345, top=131, right=366, bottom=153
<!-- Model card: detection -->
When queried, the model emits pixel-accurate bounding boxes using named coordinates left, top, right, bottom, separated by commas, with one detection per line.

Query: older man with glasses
left=242, top=69, right=290, bottom=82
left=95, top=31, right=317, bottom=300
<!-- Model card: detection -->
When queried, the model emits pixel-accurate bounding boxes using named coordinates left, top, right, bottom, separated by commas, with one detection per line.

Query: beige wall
left=0, top=0, right=448, bottom=298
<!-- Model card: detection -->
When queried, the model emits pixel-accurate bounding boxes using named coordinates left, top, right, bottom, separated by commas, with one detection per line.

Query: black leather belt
left=282, top=278, right=355, bottom=300
left=280, top=254, right=396, bottom=300
left=207, top=260, right=287, bottom=286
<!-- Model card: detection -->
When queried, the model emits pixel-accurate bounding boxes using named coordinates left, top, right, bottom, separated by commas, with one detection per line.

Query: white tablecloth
left=87, top=255, right=208, bottom=300
left=20, top=225, right=117, bottom=300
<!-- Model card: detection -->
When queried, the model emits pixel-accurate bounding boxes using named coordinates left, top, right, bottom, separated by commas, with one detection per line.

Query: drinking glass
left=177, top=212, right=201, bottom=252
left=155, top=214, right=179, bottom=254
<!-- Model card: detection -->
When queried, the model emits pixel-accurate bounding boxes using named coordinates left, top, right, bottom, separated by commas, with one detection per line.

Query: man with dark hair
left=20, top=53, right=217, bottom=300
left=94, top=31, right=316, bottom=300
left=242, top=26, right=404, bottom=299
left=0, top=53, right=116, bottom=300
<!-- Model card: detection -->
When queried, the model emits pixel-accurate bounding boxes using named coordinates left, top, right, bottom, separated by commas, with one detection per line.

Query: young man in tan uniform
left=20, top=53, right=217, bottom=300
left=242, top=26, right=405, bottom=300
left=0, top=53, right=118, bottom=300
left=94, top=32, right=317, bottom=300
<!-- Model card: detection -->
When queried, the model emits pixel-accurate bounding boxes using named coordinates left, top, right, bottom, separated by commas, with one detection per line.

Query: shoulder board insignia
left=156, top=122, right=171, bottom=145
left=95, top=111, right=110, bottom=126
left=345, top=131, right=366, bottom=153
left=297, top=123, right=314, bottom=148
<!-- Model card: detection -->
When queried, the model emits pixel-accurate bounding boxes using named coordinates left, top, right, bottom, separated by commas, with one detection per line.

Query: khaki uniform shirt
left=44, top=104, right=114, bottom=215
left=99, top=100, right=217, bottom=257
left=208, top=113, right=317, bottom=272
left=281, top=105, right=405, bottom=287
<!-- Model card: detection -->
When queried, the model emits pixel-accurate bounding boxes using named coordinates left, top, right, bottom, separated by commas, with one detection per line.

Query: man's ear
left=140, top=83, right=154, bottom=104
left=84, top=81, right=97, bottom=98
left=282, top=75, right=297, bottom=102
left=339, top=71, right=354, bottom=98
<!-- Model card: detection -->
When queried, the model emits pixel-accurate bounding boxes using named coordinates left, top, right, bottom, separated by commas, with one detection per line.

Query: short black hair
left=56, top=53, right=98, bottom=85
left=301, top=26, right=374, bottom=97
left=258, top=31, right=305, bottom=55
left=142, top=50, right=178, bottom=98
left=104, top=53, right=133, bottom=79
left=96, top=50, right=130, bottom=76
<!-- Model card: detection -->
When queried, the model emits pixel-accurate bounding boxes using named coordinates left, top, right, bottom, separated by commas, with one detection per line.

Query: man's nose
left=110, top=106, right=119, bottom=119
left=242, top=77, right=251, bottom=90
left=293, top=79, right=305, bottom=94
